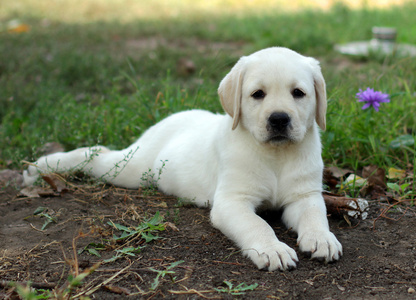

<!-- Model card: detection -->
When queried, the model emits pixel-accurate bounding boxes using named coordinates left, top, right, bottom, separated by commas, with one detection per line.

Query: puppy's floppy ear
left=218, top=57, right=246, bottom=130
left=307, top=57, right=327, bottom=131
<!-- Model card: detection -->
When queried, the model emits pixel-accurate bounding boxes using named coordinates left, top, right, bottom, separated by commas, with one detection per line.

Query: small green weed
left=104, top=246, right=144, bottom=263
left=54, top=262, right=100, bottom=299
left=387, top=182, right=413, bottom=199
left=149, top=260, right=184, bottom=291
left=214, top=281, right=258, bottom=295
left=95, top=212, right=166, bottom=262
left=13, top=263, right=101, bottom=300
left=140, top=160, right=167, bottom=196
left=108, top=211, right=165, bottom=242
left=337, top=174, right=367, bottom=198
left=14, top=283, right=51, bottom=300
left=175, top=197, right=195, bottom=208
left=97, top=146, right=140, bottom=182
left=77, top=212, right=166, bottom=263
left=78, top=242, right=106, bottom=257
left=24, top=207, right=59, bottom=230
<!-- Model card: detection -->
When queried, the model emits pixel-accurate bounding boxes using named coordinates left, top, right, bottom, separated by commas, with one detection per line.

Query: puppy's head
left=218, top=47, right=327, bottom=145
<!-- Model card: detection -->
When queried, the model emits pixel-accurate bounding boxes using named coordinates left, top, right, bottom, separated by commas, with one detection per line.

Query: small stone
left=0, top=169, right=24, bottom=188
left=408, top=287, right=415, bottom=294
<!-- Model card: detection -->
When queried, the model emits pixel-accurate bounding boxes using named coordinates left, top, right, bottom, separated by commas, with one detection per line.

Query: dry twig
left=323, top=192, right=369, bottom=220
left=372, top=198, right=415, bottom=229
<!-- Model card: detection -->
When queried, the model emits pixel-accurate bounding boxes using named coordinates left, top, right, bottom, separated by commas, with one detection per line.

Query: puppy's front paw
left=297, top=231, right=342, bottom=262
left=244, top=241, right=298, bottom=271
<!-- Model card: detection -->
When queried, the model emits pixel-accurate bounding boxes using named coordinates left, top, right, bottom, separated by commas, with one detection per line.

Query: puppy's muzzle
left=266, top=112, right=291, bottom=142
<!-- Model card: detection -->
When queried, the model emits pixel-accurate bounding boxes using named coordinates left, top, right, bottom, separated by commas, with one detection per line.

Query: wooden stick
left=323, top=192, right=369, bottom=220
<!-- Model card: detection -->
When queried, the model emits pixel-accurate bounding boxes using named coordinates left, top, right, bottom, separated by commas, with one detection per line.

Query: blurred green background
left=1, top=0, right=415, bottom=175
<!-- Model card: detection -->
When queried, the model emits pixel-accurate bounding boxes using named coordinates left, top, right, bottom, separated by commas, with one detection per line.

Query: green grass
left=214, top=281, right=259, bottom=295
left=1, top=1, right=415, bottom=196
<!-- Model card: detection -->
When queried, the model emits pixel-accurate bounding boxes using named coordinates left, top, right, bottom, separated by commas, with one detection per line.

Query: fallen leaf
left=18, top=175, right=69, bottom=198
left=388, top=167, right=406, bottom=180
left=323, top=166, right=352, bottom=189
left=42, top=174, right=69, bottom=193
left=19, top=186, right=56, bottom=198
left=389, top=134, right=414, bottom=149
left=339, top=174, right=366, bottom=192
left=361, top=166, right=387, bottom=197
left=344, top=174, right=366, bottom=185
left=362, top=165, right=386, bottom=188
left=325, top=166, right=352, bottom=179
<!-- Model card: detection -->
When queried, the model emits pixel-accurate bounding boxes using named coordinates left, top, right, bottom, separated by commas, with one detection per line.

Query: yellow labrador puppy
left=24, top=47, right=342, bottom=271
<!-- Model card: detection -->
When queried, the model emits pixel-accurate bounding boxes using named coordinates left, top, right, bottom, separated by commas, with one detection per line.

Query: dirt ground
left=1, top=175, right=416, bottom=299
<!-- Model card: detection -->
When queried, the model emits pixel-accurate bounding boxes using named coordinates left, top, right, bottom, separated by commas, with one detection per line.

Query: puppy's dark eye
left=292, top=88, right=305, bottom=98
left=251, top=90, right=266, bottom=100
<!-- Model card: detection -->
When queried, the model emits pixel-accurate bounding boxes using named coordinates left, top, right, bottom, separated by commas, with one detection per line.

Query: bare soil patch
left=1, top=179, right=416, bottom=299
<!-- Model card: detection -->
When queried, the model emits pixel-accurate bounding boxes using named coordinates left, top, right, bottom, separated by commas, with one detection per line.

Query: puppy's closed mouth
left=268, top=134, right=290, bottom=143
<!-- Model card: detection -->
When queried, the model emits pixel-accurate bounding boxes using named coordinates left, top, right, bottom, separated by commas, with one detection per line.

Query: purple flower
left=356, top=88, right=390, bottom=111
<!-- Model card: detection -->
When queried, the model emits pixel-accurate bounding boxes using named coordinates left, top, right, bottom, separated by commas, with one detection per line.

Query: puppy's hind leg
left=23, top=146, right=112, bottom=186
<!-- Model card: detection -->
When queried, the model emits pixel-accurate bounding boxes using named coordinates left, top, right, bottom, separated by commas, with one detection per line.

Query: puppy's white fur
left=24, top=47, right=342, bottom=271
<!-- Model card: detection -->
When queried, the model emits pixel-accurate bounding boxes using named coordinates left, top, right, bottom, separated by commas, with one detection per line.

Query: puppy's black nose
left=268, top=112, right=291, bottom=131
